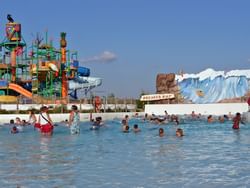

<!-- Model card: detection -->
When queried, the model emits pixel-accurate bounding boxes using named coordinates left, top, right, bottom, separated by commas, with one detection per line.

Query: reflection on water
left=39, top=136, right=51, bottom=161
left=0, top=120, right=250, bottom=187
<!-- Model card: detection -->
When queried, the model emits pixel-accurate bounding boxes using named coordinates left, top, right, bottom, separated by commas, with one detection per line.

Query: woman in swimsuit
left=69, top=105, right=80, bottom=134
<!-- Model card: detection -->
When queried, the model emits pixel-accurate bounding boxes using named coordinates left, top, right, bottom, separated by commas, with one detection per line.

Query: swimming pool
left=0, top=118, right=249, bottom=187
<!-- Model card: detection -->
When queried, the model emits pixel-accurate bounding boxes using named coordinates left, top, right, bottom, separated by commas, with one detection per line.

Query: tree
left=107, top=93, right=115, bottom=104
left=136, top=90, right=148, bottom=110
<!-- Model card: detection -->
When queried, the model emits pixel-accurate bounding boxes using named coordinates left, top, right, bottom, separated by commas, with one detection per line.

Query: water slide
left=9, top=83, right=32, bottom=98
left=68, top=76, right=102, bottom=90
left=9, top=63, right=101, bottom=100
left=8, top=76, right=101, bottom=99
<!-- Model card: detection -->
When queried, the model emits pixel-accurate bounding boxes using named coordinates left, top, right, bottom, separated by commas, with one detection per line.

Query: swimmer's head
left=71, top=105, right=78, bottom=111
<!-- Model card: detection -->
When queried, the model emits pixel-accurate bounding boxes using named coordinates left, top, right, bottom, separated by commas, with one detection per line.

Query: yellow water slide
left=8, top=83, right=32, bottom=98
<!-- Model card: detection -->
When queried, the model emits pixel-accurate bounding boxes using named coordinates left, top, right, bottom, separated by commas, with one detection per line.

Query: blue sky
left=1, top=0, right=250, bottom=98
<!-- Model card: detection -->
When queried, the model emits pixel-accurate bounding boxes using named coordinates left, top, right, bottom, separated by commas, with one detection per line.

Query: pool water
left=0, top=118, right=250, bottom=188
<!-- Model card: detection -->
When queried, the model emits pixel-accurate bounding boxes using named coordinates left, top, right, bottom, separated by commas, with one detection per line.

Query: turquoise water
left=0, top=118, right=250, bottom=188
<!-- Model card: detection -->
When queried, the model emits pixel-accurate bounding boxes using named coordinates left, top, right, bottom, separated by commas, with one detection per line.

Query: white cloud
left=81, top=51, right=117, bottom=63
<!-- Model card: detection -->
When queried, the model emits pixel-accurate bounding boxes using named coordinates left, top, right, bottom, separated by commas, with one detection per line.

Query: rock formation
left=156, top=73, right=183, bottom=104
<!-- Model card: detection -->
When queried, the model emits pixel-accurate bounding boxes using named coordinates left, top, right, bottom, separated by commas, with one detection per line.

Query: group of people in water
left=142, top=110, right=245, bottom=137
left=9, top=105, right=81, bottom=136
left=121, top=113, right=184, bottom=137
left=7, top=106, right=245, bottom=136
left=121, top=115, right=141, bottom=133
left=204, top=112, right=244, bottom=129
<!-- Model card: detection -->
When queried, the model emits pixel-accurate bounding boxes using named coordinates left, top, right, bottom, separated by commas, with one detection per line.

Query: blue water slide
left=68, top=76, right=102, bottom=90
left=78, top=66, right=90, bottom=77
left=68, top=76, right=102, bottom=99
left=71, top=60, right=79, bottom=68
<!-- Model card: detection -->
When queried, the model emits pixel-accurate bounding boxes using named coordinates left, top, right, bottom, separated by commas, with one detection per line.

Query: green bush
left=0, top=109, right=10, bottom=114
left=18, top=110, right=28, bottom=114
left=80, top=109, right=93, bottom=113
left=49, top=105, right=69, bottom=113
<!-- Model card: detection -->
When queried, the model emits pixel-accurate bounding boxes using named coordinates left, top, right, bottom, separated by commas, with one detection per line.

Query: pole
left=11, top=50, right=16, bottom=82
left=60, top=32, right=68, bottom=102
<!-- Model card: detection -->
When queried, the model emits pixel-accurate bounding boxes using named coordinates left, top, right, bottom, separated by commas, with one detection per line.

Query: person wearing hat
left=38, top=106, right=54, bottom=135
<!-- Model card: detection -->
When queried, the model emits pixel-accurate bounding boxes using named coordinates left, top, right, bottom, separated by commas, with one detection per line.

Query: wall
left=0, top=104, right=136, bottom=111
left=145, top=103, right=248, bottom=116
left=0, top=112, right=143, bottom=124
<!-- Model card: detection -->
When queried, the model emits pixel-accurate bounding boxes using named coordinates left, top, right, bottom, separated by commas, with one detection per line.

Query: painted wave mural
left=175, top=68, right=250, bottom=103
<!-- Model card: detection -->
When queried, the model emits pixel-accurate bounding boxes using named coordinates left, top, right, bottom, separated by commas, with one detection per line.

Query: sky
left=1, top=0, right=250, bottom=98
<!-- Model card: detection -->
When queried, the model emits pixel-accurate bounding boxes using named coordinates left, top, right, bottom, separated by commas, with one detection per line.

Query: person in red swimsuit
left=232, top=112, right=244, bottom=129
left=38, top=106, right=54, bottom=135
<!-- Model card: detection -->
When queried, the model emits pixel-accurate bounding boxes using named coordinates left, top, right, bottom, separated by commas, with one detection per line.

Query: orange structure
left=10, top=51, right=16, bottom=82
left=9, top=83, right=32, bottom=98
left=60, top=32, right=68, bottom=100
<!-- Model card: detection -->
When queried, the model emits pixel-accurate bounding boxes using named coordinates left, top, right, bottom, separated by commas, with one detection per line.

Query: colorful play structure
left=0, top=15, right=101, bottom=104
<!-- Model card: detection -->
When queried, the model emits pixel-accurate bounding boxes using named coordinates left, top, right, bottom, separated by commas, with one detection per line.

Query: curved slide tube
left=68, top=76, right=102, bottom=90
left=9, top=83, right=32, bottom=98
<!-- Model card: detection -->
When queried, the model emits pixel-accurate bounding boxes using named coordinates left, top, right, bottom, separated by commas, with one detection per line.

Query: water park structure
left=0, top=15, right=101, bottom=104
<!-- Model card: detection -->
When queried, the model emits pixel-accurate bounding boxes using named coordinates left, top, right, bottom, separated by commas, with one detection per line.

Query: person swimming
left=90, top=117, right=103, bottom=130
left=176, top=128, right=184, bottom=137
left=9, top=119, right=14, bottom=124
left=133, top=124, right=141, bottom=133
left=11, top=126, right=18, bottom=134
left=207, top=115, right=213, bottom=123
left=159, top=128, right=164, bottom=137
